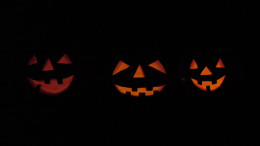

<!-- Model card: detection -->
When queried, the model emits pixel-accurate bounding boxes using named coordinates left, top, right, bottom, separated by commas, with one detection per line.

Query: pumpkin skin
left=112, top=59, right=167, bottom=97
left=27, top=53, right=74, bottom=95
left=189, top=57, right=226, bottom=92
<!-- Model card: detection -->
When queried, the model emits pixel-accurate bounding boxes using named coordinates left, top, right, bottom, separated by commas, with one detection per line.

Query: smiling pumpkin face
left=189, top=58, right=226, bottom=92
left=27, top=53, right=74, bottom=95
left=112, top=59, right=167, bottom=97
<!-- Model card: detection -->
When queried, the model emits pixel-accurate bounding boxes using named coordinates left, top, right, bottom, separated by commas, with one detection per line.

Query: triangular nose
left=133, top=65, right=145, bottom=78
left=200, top=66, right=212, bottom=75
left=42, top=59, right=54, bottom=71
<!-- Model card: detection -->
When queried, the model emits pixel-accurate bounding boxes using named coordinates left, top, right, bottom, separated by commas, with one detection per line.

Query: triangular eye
left=57, top=54, right=72, bottom=64
left=112, top=60, right=130, bottom=75
left=190, top=59, right=198, bottom=69
left=216, top=58, right=225, bottom=68
left=28, top=54, right=37, bottom=65
left=148, top=60, right=166, bottom=74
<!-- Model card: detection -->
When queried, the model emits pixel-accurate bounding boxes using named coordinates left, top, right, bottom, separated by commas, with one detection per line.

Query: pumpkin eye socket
left=28, top=54, right=38, bottom=65
left=148, top=60, right=166, bottom=74
left=112, top=60, right=130, bottom=75
left=57, top=54, right=72, bottom=64
left=216, top=58, right=225, bottom=68
left=190, top=59, right=198, bottom=69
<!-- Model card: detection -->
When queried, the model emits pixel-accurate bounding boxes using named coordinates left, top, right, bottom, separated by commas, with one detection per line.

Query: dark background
left=0, top=1, right=257, bottom=145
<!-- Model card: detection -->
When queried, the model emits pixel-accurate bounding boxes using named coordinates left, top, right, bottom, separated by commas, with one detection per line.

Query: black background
left=0, top=1, right=258, bottom=145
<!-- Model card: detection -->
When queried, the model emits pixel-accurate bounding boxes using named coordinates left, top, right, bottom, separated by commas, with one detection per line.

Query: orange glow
left=112, top=60, right=130, bottom=75
left=148, top=60, right=166, bottom=74
left=190, top=59, right=198, bottom=69
left=191, top=75, right=225, bottom=92
left=28, top=75, right=74, bottom=95
left=133, top=65, right=145, bottom=78
left=200, top=66, right=212, bottom=75
left=57, top=54, right=72, bottom=64
left=42, top=59, right=54, bottom=71
left=216, top=58, right=225, bottom=68
left=114, top=84, right=165, bottom=97
left=28, top=54, right=37, bottom=65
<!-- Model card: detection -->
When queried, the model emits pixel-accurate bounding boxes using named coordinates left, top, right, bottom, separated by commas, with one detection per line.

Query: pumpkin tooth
left=57, top=78, right=63, bottom=84
left=197, top=80, right=202, bottom=85
left=146, top=86, right=153, bottom=91
left=44, top=78, right=50, bottom=84
left=139, top=93, right=146, bottom=97
left=206, top=86, right=211, bottom=92
left=212, top=80, right=217, bottom=84
left=132, top=87, right=138, bottom=91
left=125, top=91, right=131, bottom=96
left=36, top=84, right=41, bottom=91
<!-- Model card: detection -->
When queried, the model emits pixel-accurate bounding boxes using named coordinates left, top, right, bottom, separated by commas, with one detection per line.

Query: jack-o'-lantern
left=189, top=58, right=226, bottom=92
left=27, top=53, right=74, bottom=95
left=112, top=59, right=167, bottom=97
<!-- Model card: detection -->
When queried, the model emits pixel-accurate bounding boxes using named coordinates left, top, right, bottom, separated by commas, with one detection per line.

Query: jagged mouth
left=114, top=84, right=166, bottom=97
left=27, top=75, right=74, bottom=95
left=191, top=75, right=225, bottom=92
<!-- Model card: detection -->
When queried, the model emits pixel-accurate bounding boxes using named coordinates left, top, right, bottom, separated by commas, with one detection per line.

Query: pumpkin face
left=112, top=59, right=167, bottom=97
left=189, top=58, right=226, bottom=92
left=27, top=53, right=74, bottom=95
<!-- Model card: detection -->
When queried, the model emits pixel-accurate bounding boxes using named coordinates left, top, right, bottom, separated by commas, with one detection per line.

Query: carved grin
left=114, top=84, right=166, bottom=97
left=27, top=75, right=74, bottom=95
left=191, top=75, right=225, bottom=92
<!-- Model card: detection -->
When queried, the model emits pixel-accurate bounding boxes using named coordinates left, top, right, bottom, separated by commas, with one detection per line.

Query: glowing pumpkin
left=189, top=58, right=226, bottom=92
left=112, top=59, right=167, bottom=97
left=27, top=53, right=74, bottom=95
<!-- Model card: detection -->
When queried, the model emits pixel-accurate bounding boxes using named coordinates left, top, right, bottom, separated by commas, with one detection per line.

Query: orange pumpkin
left=189, top=58, right=226, bottom=92
left=27, top=53, right=74, bottom=95
left=112, top=59, right=167, bottom=97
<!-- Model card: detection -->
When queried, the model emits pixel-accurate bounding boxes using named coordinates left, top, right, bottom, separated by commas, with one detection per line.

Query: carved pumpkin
left=112, top=59, right=167, bottom=97
left=189, top=58, right=226, bottom=92
left=27, top=53, right=74, bottom=95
